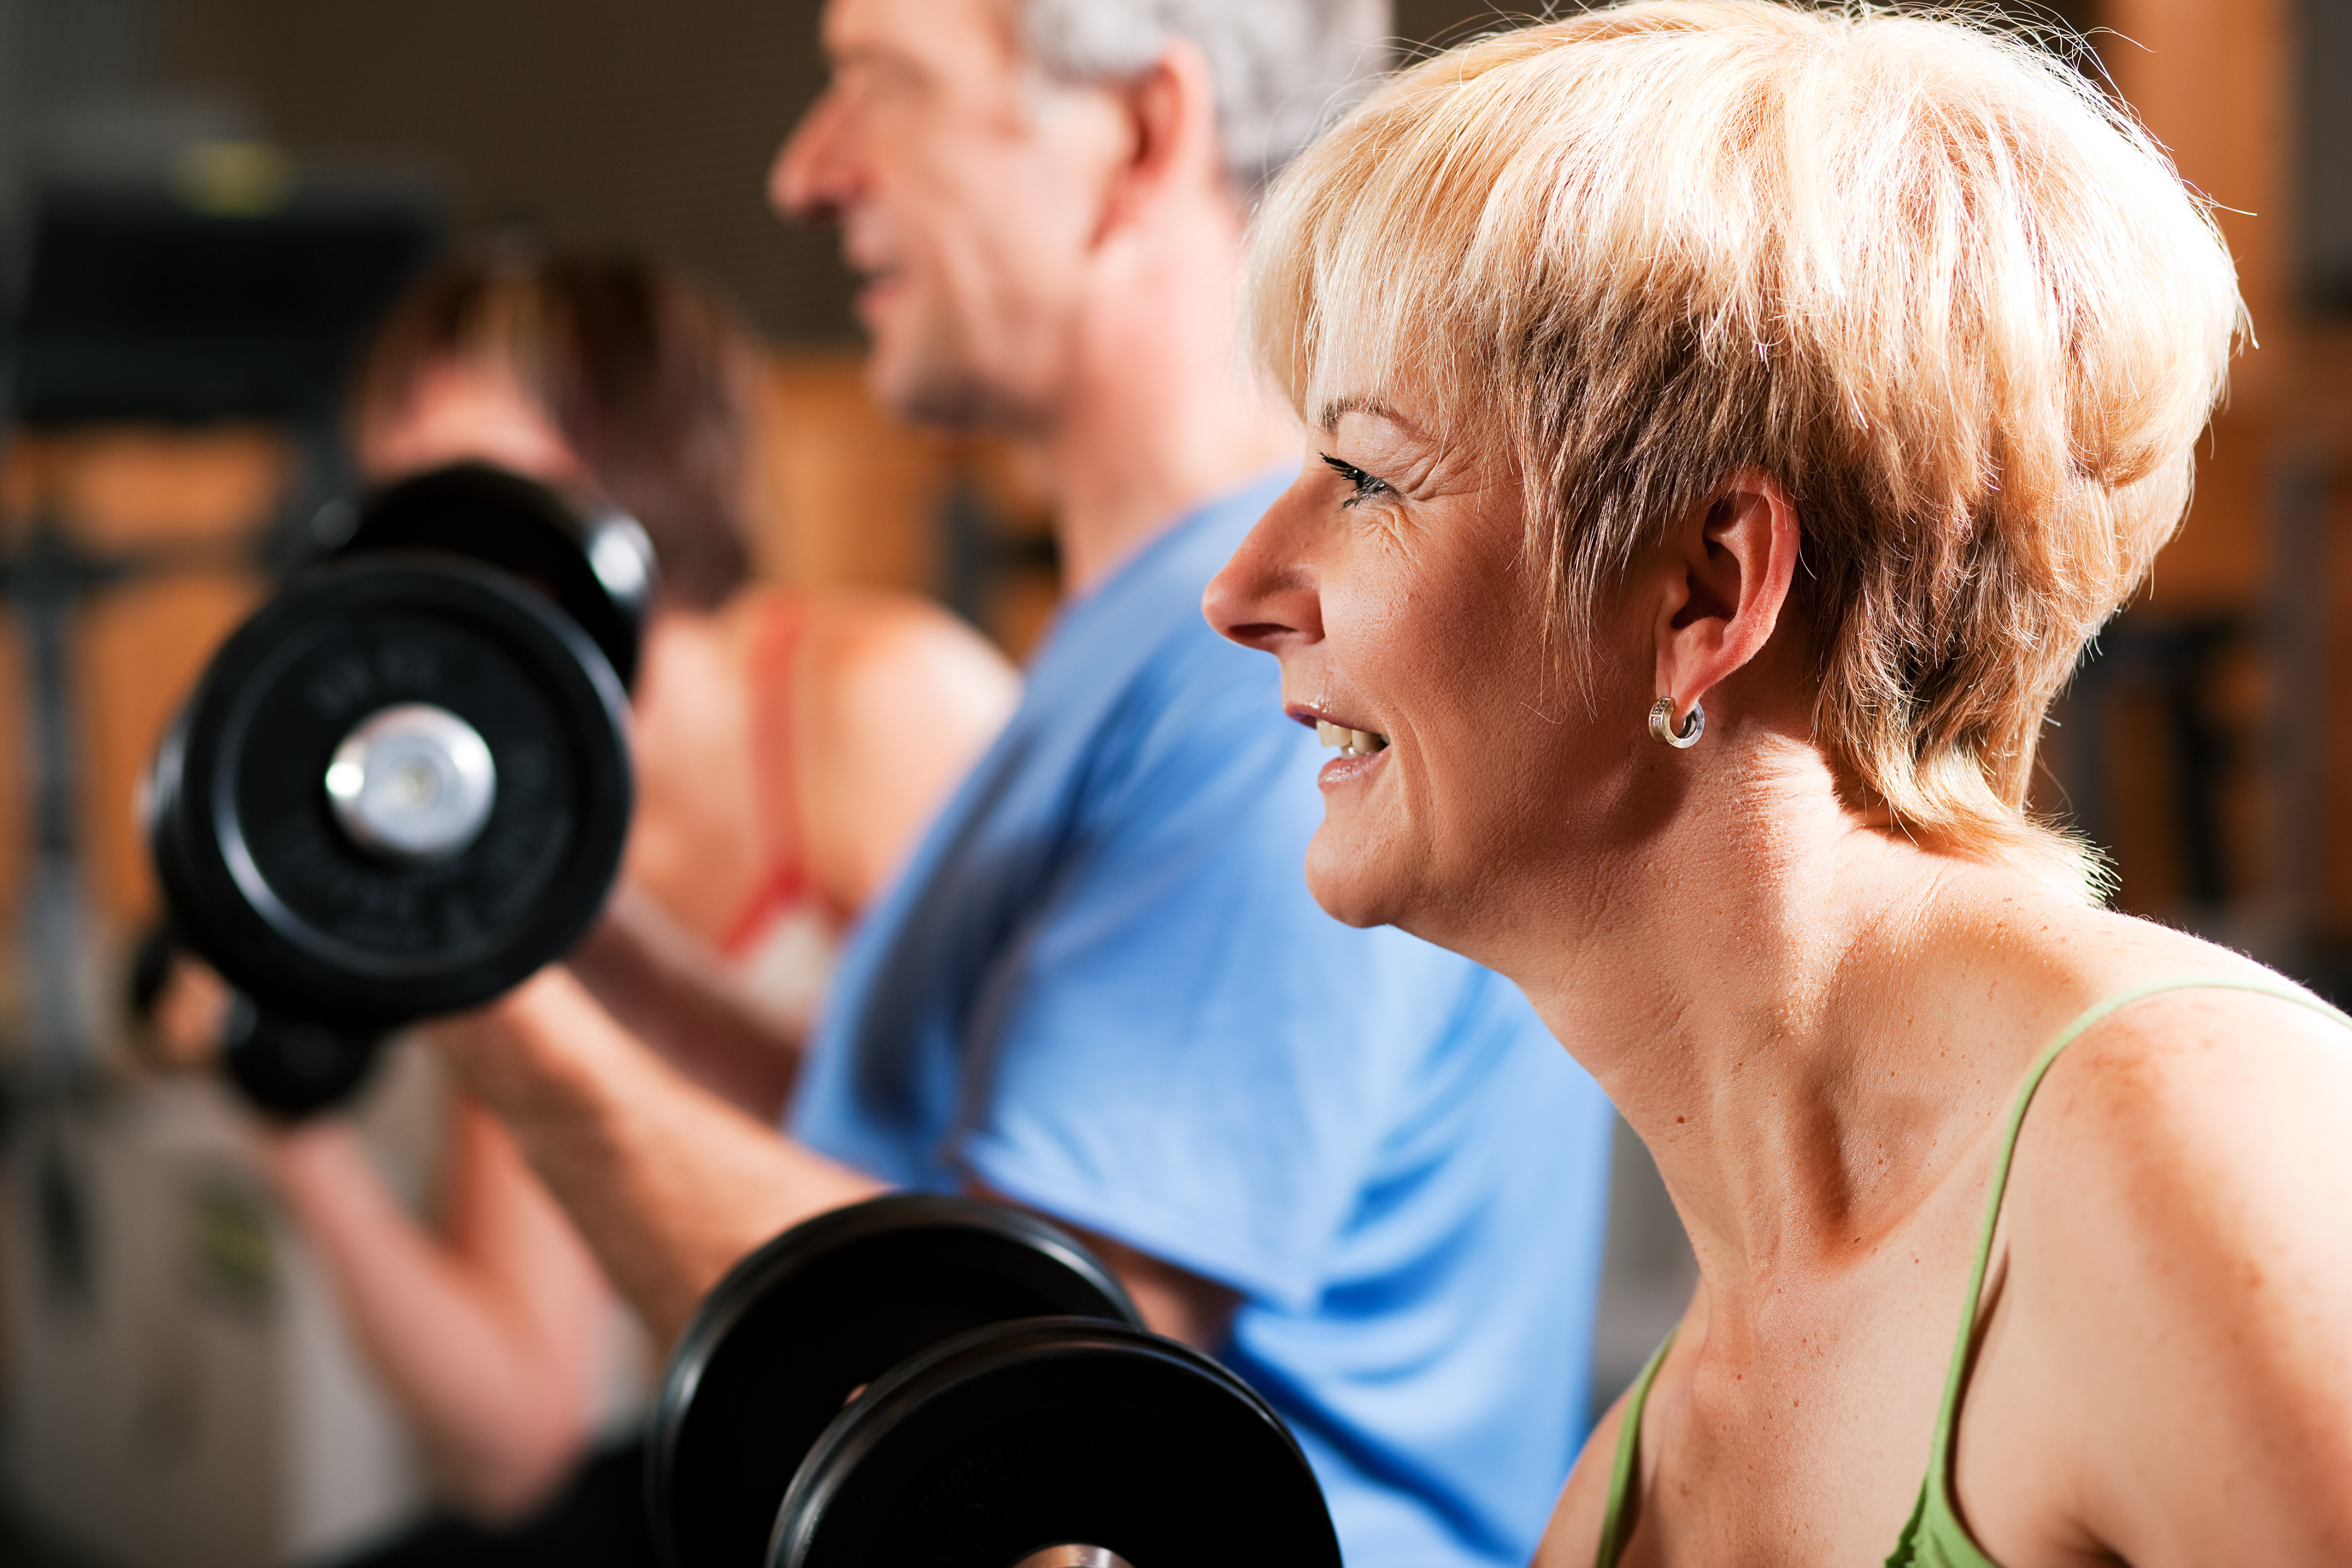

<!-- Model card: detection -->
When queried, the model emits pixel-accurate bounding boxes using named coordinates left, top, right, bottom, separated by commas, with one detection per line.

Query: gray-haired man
left=447, top=3, right=1616, bottom=1563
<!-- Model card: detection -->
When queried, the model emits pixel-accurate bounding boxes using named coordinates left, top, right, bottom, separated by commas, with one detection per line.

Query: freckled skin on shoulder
left=1959, top=986, right=2352, bottom=1568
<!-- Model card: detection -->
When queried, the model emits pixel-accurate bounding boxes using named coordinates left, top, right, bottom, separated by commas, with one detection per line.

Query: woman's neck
left=1498, top=739, right=2088, bottom=1288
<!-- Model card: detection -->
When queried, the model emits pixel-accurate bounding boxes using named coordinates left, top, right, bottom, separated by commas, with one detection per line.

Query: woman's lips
left=1317, top=747, right=1385, bottom=787
left=1307, top=714, right=1388, bottom=788
left=1286, top=705, right=1388, bottom=784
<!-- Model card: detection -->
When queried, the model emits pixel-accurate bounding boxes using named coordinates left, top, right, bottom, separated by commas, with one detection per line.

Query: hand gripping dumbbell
left=144, top=462, right=654, bottom=1116
left=652, top=1195, right=1343, bottom=1568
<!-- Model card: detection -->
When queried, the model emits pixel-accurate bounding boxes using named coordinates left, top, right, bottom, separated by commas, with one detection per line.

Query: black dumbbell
left=651, top=1194, right=1343, bottom=1568
left=144, top=463, right=651, bottom=1116
left=219, top=996, right=380, bottom=1113
left=324, top=461, right=657, bottom=692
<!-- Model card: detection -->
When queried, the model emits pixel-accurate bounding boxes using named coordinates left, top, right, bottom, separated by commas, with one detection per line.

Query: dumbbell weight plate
left=149, top=559, right=631, bottom=1029
left=651, top=1195, right=1143, bottom=1568
left=219, top=995, right=381, bottom=1120
left=337, top=462, right=658, bottom=691
left=770, top=1318, right=1344, bottom=1568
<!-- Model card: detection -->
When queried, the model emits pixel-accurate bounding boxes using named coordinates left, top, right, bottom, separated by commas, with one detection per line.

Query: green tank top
left=1592, top=976, right=2351, bottom=1568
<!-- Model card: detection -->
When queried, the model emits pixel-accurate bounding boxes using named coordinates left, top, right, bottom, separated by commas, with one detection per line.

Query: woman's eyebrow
left=1316, top=394, right=1399, bottom=430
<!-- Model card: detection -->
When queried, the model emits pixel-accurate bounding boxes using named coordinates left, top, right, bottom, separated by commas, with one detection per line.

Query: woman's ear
left=1649, top=468, right=1799, bottom=728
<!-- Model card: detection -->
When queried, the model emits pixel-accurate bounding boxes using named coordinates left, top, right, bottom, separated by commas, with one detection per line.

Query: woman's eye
left=1320, top=453, right=1391, bottom=509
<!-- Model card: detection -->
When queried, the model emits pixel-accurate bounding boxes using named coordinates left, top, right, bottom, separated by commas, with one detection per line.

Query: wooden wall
left=754, top=354, right=1054, bottom=652
left=0, top=429, right=279, bottom=939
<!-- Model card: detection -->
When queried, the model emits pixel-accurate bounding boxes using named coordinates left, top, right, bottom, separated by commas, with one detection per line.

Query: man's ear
left=1098, top=36, right=1225, bottom=239
left=1649, top=468, right=1799, bottom=729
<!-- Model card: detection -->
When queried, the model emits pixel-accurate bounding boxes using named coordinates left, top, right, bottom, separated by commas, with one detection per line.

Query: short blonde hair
left=1249, top=0, right=2243, bottom=887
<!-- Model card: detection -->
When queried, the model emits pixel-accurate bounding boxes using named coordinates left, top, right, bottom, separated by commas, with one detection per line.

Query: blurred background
left=0, top=0, right=2335, bottom=1564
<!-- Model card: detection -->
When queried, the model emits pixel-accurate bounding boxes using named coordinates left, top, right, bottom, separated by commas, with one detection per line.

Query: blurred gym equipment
left=145, top=463, right=650, bottom=1116
left=3, top=173, right=437, bottom=1090
left=651, top=1194, right=1342, bottom=1568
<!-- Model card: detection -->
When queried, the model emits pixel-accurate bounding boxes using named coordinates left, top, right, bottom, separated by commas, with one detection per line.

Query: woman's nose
left=1204, top=490, right=1323, bottom=654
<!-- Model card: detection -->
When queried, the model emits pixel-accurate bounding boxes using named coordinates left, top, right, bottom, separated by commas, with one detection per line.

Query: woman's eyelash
left=1320, top=453, right=1391, bottom=508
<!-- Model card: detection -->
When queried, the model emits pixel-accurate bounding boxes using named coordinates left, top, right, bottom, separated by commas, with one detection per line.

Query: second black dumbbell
left=145, top=462, right=654, bottom=1116
left=651, top=1194, right=1344, bottom=1568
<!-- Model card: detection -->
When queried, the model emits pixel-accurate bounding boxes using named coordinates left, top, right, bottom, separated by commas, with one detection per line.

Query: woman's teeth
left=1316, top=719, right=1389, bottom=759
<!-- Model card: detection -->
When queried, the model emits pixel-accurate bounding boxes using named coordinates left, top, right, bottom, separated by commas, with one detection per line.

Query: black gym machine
left=144, top=463, right=1346, bottom=1568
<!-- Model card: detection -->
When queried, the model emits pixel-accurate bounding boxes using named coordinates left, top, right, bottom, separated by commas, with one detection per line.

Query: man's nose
left=771, top=88, right=851, bottom=222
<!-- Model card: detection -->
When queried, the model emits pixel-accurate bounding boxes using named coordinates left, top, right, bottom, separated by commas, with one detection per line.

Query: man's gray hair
left=1019, top=0, right=1394, bottom=193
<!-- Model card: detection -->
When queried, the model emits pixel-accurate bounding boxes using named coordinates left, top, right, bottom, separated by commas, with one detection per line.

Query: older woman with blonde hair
left=1207, top=3, right=2352, bottom=1565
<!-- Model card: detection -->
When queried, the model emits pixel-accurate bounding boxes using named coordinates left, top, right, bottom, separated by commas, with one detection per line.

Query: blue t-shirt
left=792, top=475, right=1616, bottom=1568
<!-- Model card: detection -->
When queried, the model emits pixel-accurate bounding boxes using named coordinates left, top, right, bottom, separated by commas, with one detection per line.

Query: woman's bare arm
left=1532, top=1382, right=1634, bottom=1568
left=260, top=1099, right=610, bottom=1522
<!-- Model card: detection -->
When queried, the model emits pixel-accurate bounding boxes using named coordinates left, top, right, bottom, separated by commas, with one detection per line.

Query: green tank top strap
left=1594, top=1329, right=1676, bottom=1568
left=1886, top=975, right=2352, bottom=1568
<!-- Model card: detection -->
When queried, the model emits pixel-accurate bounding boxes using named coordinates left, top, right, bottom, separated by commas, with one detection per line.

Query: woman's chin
left=1303, top=837, right=1404, bottom=931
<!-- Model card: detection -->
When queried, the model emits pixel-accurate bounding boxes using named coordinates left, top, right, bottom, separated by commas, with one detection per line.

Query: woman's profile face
left=1206, top=397, right=1655, bottom=952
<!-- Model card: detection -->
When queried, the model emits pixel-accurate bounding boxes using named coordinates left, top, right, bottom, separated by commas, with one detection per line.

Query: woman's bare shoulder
left=2028, top=953, right=2352, bottom=1233
left=2022, top=902, right=2344, bottom=1079
left=722, top=585, right=1019, bottom=732
left=1533, top=1388, right=1627, bottom=1568
left=725, top=583, right=1001, bottom=664
left=1995, top=927, right=2352, bottom=1558
left=2015, top=905, right=2352, bottom=1277
left=808, top=591, right=1015, bottom=704
left=1979, top=893, right=2338, bottom=1051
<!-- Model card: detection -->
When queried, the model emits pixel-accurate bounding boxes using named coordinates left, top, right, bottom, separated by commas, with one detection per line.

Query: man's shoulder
left=1071, top=614, right=1310, bottom=821
left=1127, top=598, right=1288, bottom=713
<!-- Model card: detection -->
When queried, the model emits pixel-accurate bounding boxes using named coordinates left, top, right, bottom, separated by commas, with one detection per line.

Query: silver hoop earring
left=1648, top=697, right=1704, bottom=749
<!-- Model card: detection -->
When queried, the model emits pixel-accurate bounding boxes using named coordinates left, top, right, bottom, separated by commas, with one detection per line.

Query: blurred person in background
left=144, top=247, right=1020, bottom=1567
left=430, top=3, right=1622, bottom=1566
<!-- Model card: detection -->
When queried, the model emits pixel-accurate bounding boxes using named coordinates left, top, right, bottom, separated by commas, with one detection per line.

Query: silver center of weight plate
left=1007, top=1549, right=1134, bottom=1568
left=324, top=703, right=498, bottom=863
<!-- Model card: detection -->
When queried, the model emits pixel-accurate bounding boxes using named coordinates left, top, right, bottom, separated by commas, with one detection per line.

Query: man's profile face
left=771, top=0, right=1126, bottom=430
